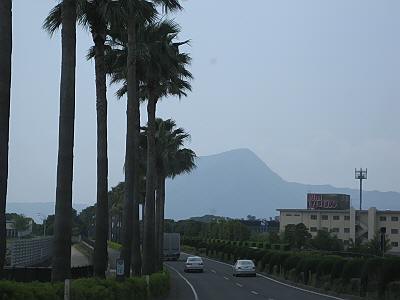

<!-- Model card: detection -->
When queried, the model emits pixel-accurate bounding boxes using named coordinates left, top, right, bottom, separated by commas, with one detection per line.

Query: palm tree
left=0, top=0, right=12, bottom=274
left=117, top=0, right=183, bottom=277
left=107, top=19, right=192, bottom=275
left=50, top=0, right=77, bottom=282
left=152, top=119, right=196, bottom=271
left=141, top=21, right=192, bottom=274
left=44, top=0, right=124, bottom=278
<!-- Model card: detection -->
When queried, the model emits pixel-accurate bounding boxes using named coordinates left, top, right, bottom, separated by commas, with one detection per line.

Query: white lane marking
left=166, top=264, right=199, bottom=300
left=182, top=252, right=345, bottom=300
left=236, top=283, right=243, bottom=287
left=223, top=276, right=229, bottom=280
left=211, top=269, right=216, bottom=274
left=251, top=291, right=259, bottom=295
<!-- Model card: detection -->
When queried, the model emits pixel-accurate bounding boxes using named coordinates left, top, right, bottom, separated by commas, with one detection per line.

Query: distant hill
left=165, top=148, right=400, bottom=220
left=7, top=148, right=400, bottom=222
left=189, top=215, right=228, bottom=223
left=6, top=202, right=87, bottom=223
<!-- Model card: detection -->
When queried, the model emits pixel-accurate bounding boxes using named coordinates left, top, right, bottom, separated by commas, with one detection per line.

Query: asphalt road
left=164, top=253, right=347, bottom=300
left=71, top=245, right=90, bottom=267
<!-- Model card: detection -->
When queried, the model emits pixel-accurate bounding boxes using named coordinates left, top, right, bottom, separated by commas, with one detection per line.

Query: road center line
left=182, top=252, right=345, bottom=300
left=223, top=276, right=229, bottom=280
left=236, top=283, right=243, bottom=287
left=251, top=291, right=259, bottom=295
left=165, top=264, right=199, bottom=300
left=211, top=269, right=216, bottom=274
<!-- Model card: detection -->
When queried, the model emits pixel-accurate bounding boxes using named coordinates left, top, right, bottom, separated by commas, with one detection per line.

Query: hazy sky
left=7, top=0, right=400, bottom=205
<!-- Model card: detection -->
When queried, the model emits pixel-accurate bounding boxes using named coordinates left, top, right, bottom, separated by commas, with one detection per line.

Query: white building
left=278, top=194, right=400, bottom=253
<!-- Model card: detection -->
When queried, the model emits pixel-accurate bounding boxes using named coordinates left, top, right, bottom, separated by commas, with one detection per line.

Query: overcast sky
left=7, top=0, right=400, bottom=205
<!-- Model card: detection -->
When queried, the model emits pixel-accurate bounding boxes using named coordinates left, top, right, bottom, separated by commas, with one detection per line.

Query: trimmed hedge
left=183, top=237, right=400, bottom=298
left=0, top=272, right=169, bottom=300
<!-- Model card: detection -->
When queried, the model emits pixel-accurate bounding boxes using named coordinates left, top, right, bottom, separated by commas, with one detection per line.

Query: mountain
left=7, top=148, right=400, bottom=222
left=165, top=148, right=400, bottom=220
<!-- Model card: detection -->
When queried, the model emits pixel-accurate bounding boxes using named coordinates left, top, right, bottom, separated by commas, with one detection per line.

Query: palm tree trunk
left=155, top=175, right=161, bottom=271
left=143, top=96, right=157, bottom=275
left=121, top=10, right=142, bottom=277
left=155, top=174, right=165, bottom=271
left=0, top=0, right=12, bottom=275
left=93, top=31, right=109, bottom=278
left=160, top=176, right=166, bottom=269
left=51, top=0, right=76, bottom=282
left=131, top=80, right=142, bottom=276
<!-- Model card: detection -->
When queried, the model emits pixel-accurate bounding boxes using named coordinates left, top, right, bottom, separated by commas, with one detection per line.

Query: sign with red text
left=307, top=194, right=350, bottom=210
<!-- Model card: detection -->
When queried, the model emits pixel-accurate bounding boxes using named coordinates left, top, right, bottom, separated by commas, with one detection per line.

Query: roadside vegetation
left=183, top=237, right=400, bottom=299
left=0, top=271, right=169, bottom=300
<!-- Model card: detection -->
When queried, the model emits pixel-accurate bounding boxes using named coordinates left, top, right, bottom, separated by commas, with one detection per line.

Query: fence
left=9, top=237, right=53, bottom=267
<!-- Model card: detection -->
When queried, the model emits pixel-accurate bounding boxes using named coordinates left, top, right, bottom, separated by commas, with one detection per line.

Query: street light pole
left=355, top=168, right=367, bottom=210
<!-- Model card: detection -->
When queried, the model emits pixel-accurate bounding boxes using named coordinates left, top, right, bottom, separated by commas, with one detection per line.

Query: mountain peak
left=165, top=149, right=400, bottom=220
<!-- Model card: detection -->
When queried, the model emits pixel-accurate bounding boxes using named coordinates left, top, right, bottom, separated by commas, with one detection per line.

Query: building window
left=310, top=227, right=317, bottom=232
left=344, top=216, right=350, bottom=221
left=286, top=214, right=292, bottom=216
left=311, top=215, right=317, bottom=220
left=343, top=240, right=349, bottom=245
left=333, top=216, right=340, bottom=221
left=380, top=216, right=387, bottom=222
left=344, top=228, right=350, bottom=233
left=331, top=228, right=340, bottom=233
left=392, top=242, right=399, bottom=247
left=322, top=215, right=328, bottom=220
left=392, top=217, right=399, bottom=222
left=294, top=214, right=300, bottom=217
left=322, top=227, right=329, bottom=232
left=391, top=229, right=399, bottom=234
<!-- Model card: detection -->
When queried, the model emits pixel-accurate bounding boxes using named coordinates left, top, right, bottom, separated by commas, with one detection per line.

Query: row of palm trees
left=0, top=0, right=194, bottom=281
left=107, top=118, right=196, bottom=271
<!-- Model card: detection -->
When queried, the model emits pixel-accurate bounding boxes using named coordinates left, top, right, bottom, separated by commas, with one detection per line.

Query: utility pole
left=355, top=168, right=367, bottom=210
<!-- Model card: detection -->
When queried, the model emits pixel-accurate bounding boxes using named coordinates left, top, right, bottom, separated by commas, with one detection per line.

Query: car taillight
left=199, top=262, right=203, bottom=265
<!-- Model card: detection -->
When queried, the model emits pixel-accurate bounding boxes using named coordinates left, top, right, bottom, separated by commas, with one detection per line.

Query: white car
left=233, top=260, right=256, bottom=277
left=184, top=256, right=204, bottom=273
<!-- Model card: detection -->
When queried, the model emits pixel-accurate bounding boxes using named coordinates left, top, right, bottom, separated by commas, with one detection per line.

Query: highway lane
left=165, top=253, right=347, bottom=300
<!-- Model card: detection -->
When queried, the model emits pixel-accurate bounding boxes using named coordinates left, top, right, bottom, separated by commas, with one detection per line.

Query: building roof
left=277, top=208, right=351, bottom=213
left=277, top=208, right=400, bottom=214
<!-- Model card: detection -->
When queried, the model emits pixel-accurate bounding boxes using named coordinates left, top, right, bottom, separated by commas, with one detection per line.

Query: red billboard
left=307, top=194, right=350, bottom=210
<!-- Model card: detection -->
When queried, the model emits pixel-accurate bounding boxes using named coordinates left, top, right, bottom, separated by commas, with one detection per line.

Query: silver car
left=233, top=260, right=256, bottom=277
left=184, top=256, right=204, bottom=273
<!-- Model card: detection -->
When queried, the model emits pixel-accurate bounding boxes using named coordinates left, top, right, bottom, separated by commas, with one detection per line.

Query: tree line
left=0, top=0, right=195, bottom=281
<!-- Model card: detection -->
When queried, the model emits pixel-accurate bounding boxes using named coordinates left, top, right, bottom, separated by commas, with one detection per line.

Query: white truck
left=163, top=233, right=180, bottom=260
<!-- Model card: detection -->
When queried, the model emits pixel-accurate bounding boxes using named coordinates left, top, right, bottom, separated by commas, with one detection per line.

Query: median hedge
left=183, top=237, right=400, bottom=298
left=0, top=272, right=169, bottom=300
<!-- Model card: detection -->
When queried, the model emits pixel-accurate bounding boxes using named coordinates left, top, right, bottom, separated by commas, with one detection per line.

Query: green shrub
left=0, top=272, right=169, bottom=300
left=0, top=280, right=61, bottom=300
left=260, top=251, right=273, bottom=270
left=331, top=258, right=346, bottom=280
left=149, top=272, right=170, bottom=298
left=360, top=257, right=384, bottom=295
left=377, top=258, right=400, bottom=296
left=283, top=254, right=303, bottom=273
left=269, top=252, right=282, bottom=273
left=296, top=255, right=323, bottom=284
left=341, top=258, right=366, bottom=283
left=316, top=256, right=343, bottom=278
